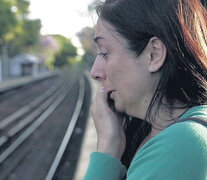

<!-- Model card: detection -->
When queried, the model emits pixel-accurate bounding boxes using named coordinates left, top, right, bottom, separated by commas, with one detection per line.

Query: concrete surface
left=0, top=70, right=59, bottom=93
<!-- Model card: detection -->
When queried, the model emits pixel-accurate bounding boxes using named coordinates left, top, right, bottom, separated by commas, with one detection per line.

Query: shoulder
left=127, top=121, right=207, bottom=179
left=139, top=120, right=207, bottom=157
left=161, top=120, right=207, bottom=150
left=162, top=120, right=207, bottom=154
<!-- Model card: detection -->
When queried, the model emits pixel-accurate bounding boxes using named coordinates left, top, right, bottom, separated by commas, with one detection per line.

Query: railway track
left=0, top=69, right=91, bottom=180
left=0, top=75, right=60, bottom=120
left=45, top=75, right=85, bottom=180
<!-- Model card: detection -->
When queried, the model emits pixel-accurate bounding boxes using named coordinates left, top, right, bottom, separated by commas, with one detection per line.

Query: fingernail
left=100, top=86, right=105, bottom=93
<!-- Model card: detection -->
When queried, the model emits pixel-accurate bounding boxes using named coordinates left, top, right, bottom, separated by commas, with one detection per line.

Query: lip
left=107, top=90, right=115, bottom=95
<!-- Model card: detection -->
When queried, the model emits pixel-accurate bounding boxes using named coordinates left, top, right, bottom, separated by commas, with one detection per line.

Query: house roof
left=10, top=53, right=42, bottom=64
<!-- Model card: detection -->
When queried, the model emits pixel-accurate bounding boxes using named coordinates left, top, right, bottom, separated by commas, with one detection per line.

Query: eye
left=98, top=52, right=107, bottom=58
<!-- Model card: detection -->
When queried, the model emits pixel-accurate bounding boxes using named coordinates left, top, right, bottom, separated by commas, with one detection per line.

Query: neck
left=148, top=106, right=189, bottom=138
left=132, top=104, right=189, bottom=160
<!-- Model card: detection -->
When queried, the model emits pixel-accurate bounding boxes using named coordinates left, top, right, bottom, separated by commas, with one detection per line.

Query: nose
left=90, top=57, right=106, bottom=81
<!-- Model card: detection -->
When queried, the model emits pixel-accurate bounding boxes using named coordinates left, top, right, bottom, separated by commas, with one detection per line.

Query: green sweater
left=84, top=105, right=207, bottom=180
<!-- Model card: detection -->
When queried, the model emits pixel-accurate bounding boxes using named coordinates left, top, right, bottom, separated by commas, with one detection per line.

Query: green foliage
left=45, top=55, right=55, bottom=69
left=0, top=0, right=17, bottom=39
left=53, top=35, right=77, bottom=67
left=0, top=0, right=41, bottom=57
left=14, top=0, right=30, bottom=16
left=6, top=18, right=41, bottom=57
left=22, top=19, right=41, bottom=46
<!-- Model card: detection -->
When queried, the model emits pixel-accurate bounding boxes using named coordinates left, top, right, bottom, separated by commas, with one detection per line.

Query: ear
left=147, top=37, right=167, bottom=72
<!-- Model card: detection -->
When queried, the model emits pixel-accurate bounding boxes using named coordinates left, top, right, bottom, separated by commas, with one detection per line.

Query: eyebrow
left=93, top=36, right=105, bottom=44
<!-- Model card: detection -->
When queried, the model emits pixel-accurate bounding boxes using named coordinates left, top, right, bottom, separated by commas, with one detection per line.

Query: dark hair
left=93, top=0, right=207, bottom=168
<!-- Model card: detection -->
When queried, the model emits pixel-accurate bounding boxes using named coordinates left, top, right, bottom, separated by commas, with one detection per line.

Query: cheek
left=124, top=83, right=138, bottom=100
left=105, top=63, right=122, bottom=82
left=123, top=75, right=148, bottom=101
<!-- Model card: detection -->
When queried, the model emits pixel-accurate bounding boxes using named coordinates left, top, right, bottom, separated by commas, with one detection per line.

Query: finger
left=96, top=85, right=108, bottom=106
left=99, top=85, right=107, bottom=98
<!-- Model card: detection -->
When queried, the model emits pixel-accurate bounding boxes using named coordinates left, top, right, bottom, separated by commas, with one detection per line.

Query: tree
left=53, top=35, right=77, bottom=67
left=22, top=19, right=41, bottom=46
left=0, top=0, right=17, bottom=40
left=77, top=27, right=96, bottom=69
left=1, top=0, right=41, bottom=57
left=6, top=19, right=41, bottom=57
left=13, top=0, right=30, bottom=16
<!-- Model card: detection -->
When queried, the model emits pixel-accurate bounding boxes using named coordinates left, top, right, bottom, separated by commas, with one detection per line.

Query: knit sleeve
left=84, top=152, right=127, bottom=180
left=127, top=121, right=207, bottom=180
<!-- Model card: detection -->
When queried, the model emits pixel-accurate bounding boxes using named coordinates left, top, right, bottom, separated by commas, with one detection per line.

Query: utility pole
left=1, top=40, right=9, bottom=81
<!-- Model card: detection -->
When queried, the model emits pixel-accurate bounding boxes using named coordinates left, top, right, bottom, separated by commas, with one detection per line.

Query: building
left=9, top=53, right=44, bottom=77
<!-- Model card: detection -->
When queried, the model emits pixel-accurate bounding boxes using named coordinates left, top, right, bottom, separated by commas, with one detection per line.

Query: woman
left=84, top=0, right=207, bottom=179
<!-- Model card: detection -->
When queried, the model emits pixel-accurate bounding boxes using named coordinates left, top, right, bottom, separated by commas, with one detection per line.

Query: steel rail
left=0, top=80, right=67, bottom=149
left=45, top=75, right=85, bottom=180
left=0, top=79, right=64, bottom=130
left=0, top=76, right=77, bottom=164
left=7, top=82, right=69, bottom=138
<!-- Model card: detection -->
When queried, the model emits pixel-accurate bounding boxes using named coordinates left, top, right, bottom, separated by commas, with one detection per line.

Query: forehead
left=94, top=19, right=112, bottom=36
left=94, top=19, right=126, bottom=45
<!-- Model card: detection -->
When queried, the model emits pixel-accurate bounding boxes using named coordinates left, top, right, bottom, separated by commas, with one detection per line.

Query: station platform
left=0, top=70, right=59, bottom=93
left=73, top=78, right=98, bottom=180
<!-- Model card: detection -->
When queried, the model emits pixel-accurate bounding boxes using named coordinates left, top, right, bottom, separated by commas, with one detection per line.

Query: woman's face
left=91, top=19, right=159, bottom=119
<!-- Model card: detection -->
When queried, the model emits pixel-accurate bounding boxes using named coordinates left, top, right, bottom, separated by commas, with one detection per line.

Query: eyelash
left=98, top=52, right=107, bottom=58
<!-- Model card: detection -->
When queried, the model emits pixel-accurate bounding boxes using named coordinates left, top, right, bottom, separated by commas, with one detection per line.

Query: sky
left=28, top=0, right=95, bottom=49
